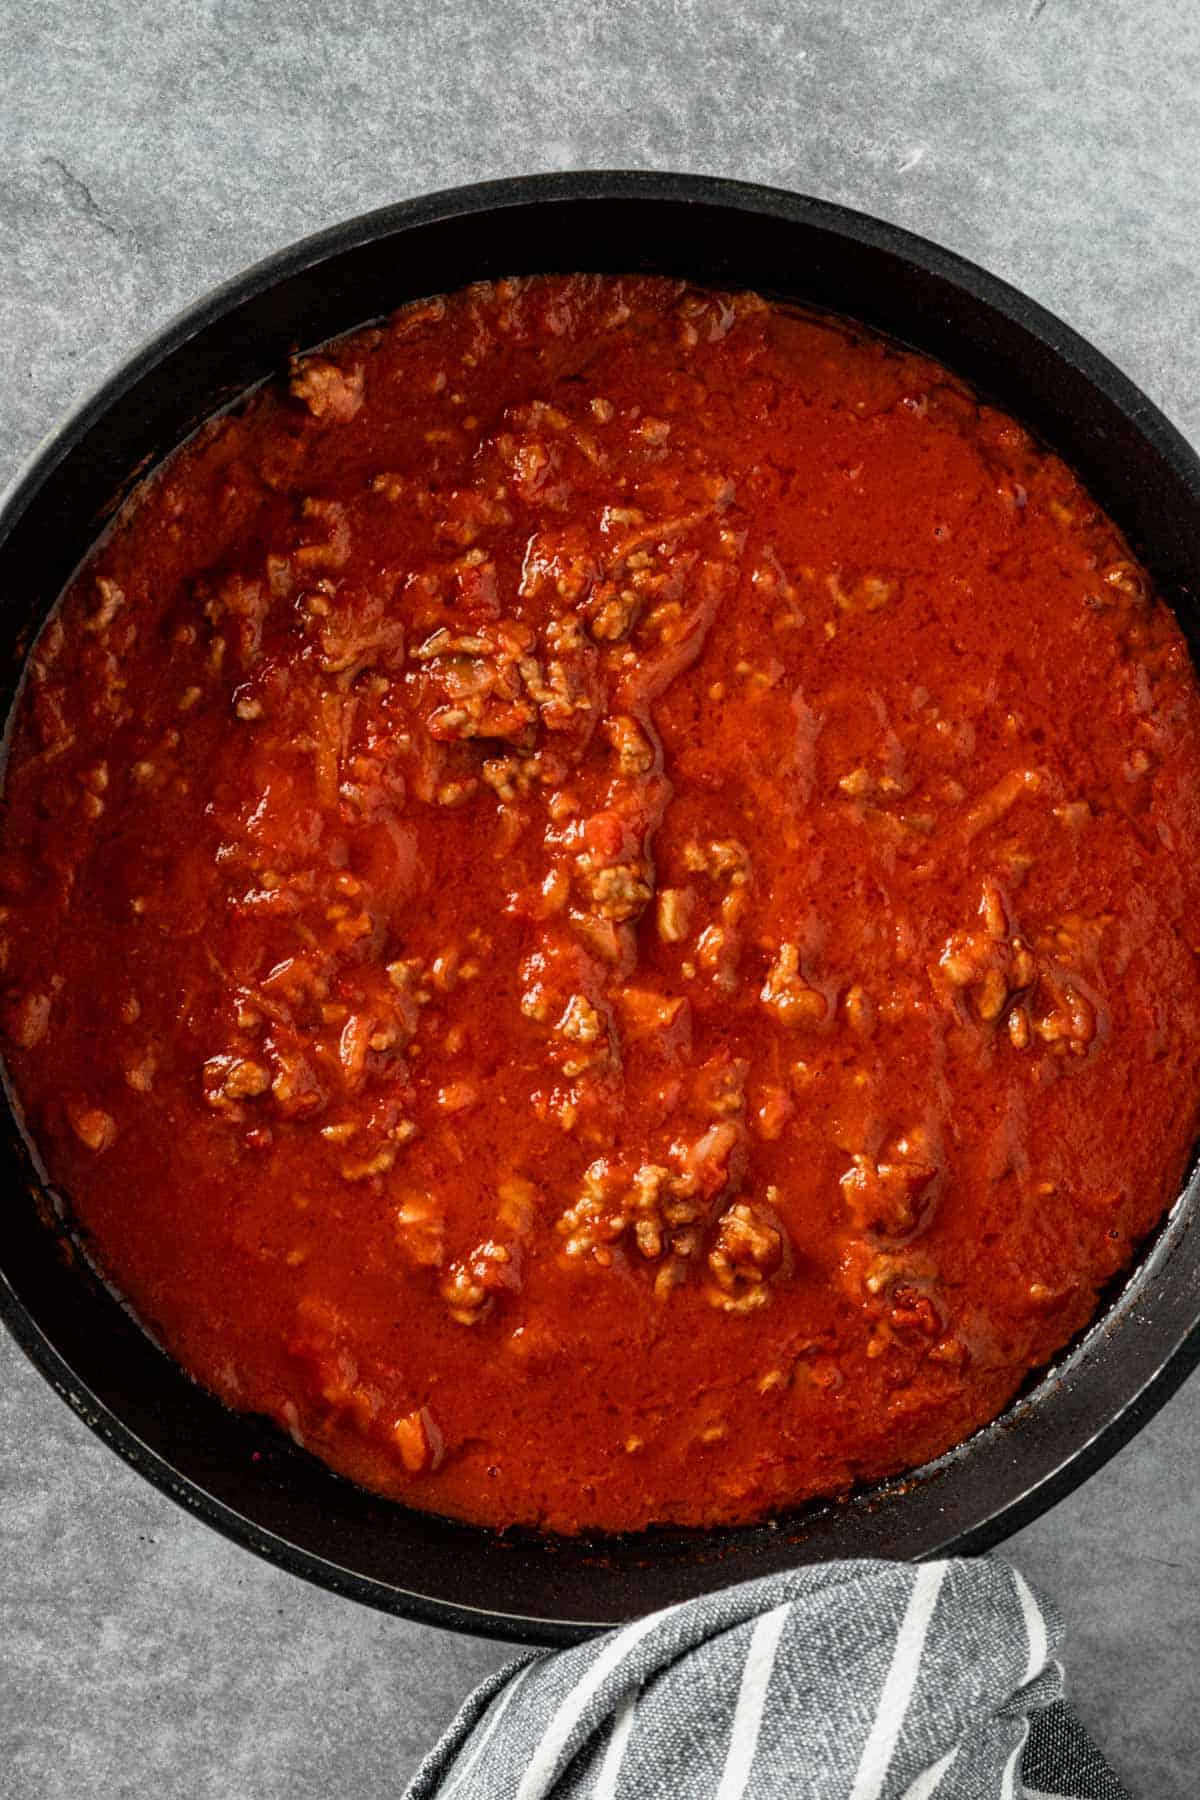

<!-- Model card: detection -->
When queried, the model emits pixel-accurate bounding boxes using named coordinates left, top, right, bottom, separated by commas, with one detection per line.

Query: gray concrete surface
left=2, top=0, right=1199, bottom=1793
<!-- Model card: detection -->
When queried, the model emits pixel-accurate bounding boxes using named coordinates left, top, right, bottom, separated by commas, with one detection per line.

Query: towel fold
left=404, top=1558, right=1130, bottom=1799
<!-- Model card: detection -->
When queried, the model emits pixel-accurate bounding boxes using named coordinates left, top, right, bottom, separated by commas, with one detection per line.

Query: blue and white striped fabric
left=404, top=1559, right=1131, bottom=1800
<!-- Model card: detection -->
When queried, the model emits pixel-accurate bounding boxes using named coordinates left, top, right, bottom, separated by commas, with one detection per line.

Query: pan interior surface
left=2, top=172, right=1199, bottom=1641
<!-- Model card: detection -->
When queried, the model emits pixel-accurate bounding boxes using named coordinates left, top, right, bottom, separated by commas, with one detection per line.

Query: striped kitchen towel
left=404, top=1558, right=1131, bottom=1799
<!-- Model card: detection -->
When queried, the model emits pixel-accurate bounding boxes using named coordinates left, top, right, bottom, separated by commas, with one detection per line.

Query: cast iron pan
left=2, top=172, right=1199, bottom=1645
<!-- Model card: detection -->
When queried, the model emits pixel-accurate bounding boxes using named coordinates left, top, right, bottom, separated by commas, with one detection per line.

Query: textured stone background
left=2, top=1, right=1199, bottom=1794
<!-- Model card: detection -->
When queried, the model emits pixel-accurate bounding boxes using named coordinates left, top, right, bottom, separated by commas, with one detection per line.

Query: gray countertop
left=2, top=2, right=1198, bottom=1794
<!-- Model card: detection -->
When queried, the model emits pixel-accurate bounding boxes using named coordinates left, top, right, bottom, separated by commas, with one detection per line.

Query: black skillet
left=2, top=171, right=1199, bottom=1644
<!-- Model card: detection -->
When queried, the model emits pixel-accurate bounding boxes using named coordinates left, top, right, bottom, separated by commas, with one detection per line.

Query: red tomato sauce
left=3, top=274, right=1200, bottom=1533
